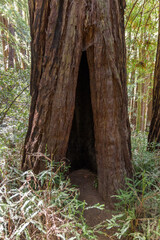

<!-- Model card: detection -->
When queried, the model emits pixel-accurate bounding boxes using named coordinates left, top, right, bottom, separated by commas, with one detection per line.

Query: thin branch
left=0, top=84, right=29, bottom=124
left=125, top=0, right=139, bottom=28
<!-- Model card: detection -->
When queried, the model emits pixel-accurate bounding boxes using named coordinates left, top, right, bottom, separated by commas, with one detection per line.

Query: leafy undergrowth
left=0, top=157, right=108, bottom=240
left=0, top=72, right=160, bottom=240
left=107, top=132, right=160, bottom=240
left=0, top=68, right=30, bottom=173
left=1, top=134, right=160, bottom=240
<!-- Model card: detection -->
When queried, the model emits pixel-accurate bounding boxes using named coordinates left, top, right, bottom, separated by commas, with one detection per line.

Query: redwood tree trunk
left=22, top=0, right=132, bottom=202
left=148, top=2, right=160, bottom=146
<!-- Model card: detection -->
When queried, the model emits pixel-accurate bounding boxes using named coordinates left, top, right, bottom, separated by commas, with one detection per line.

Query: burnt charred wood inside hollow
left=67, top=51, right=97, bottom=173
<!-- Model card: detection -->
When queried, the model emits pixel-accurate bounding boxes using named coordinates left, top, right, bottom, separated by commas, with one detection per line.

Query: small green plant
left=0, top=156, right=108, bottom=240
left=93, top=177, right=98, bottom=189
left=107, top=132, right=160, bottom=240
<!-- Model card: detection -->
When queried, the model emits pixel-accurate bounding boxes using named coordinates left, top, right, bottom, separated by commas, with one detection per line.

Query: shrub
left=107, top=132, right=160, bottom=240
left=0, top=157, right=108, bottom=240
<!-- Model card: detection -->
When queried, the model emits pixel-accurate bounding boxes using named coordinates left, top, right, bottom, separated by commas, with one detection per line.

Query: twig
left=125, top=0, right=139, bottom=28
left=0, top=84, right=29, bottom=124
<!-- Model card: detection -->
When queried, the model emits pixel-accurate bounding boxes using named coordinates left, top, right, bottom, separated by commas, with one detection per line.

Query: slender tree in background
left=126, top=0, right=159, bottom=132
left=0, top=14, right=8, bottom=70
left=148, top=1, right=160, bottom=146
left=0, top=0, right=30, bottom=69
left=0, top=0, right=31, bottom=156
left=22, top=0, right=132, bottom=202
left=8, top=22, right=15, bottom=68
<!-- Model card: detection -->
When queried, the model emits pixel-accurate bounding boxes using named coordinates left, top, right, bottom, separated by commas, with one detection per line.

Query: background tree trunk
left=0, top=15, right=8, bottom=70
left=22, top=0, right=132, bottom=202
left=8, top=23, right=15, bottom=68
left=148, top=2, right=160, bottom=146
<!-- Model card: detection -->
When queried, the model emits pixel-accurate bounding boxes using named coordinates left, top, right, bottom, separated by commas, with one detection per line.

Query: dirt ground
left=69, top=169, right=117, bottom=240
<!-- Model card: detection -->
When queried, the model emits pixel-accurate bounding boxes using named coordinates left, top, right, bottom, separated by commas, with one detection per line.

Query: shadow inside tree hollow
left=67, top=51, right=97, bottom=173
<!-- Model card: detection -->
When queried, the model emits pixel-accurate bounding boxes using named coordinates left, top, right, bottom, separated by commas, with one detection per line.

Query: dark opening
left=67, top=51, right=97, bottom=173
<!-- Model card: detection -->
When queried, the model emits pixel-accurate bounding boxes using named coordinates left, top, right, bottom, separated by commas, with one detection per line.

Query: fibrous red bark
left=22, top=0, right=132, bottom=202
left=148, top=2, right=160, bottom=147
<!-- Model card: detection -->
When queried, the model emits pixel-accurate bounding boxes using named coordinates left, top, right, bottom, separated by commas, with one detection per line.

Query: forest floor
left=69, top=169, right=117, bottom=240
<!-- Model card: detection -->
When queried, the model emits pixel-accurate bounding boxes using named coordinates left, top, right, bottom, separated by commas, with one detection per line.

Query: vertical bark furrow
left=30, top=0, right=51, bottom=95
left=51, top=0, right=64, bottom=51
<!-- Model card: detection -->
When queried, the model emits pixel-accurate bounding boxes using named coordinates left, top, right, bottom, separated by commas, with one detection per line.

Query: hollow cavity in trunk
left=67, top=51, right=97, bottom=173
